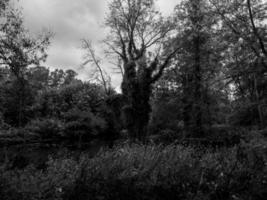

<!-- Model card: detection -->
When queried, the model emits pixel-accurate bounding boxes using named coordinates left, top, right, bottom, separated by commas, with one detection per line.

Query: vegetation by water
left=1, top=137, right=267, bottom=200
left=0, top=0, right=267, bottom=199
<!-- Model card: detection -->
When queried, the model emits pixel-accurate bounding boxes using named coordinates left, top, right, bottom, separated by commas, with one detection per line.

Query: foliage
left=0, top=2, right=267, bottom=200
left=209, top=0, right=267, bottom=128
left=63, top=109, right=107, bottom=140
left=0, top=3, right=51, bottom=127
left=0, top=138, right=266, bottom=200
left=149, top=91, right=182, bottom=135
left=26, top=118, right=64, bottom=140
left=104, top=0, right=179, bottom=140
left=0, top=77, right=35, bottom=126
left=33, top=81, right=107, bottom=118
left=0, top=0, right=266, bottom=142
left=25, top=110, right=108, bottom=141
left=0, top=112, right=10, bottom=130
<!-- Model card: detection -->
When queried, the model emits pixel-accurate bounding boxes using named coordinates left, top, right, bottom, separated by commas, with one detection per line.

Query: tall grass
left=0, top=140, right=266, bottom=200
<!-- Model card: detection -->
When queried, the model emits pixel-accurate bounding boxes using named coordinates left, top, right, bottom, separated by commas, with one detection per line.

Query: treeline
left=0, top=1, right=118, bottom=143
left=0, top=66, right=121, bottom=142
left=101, top=0, right=267, bottom=141
left=0, top=0, right=267, bottom=144
left=0, top=1, right=267, bottom=199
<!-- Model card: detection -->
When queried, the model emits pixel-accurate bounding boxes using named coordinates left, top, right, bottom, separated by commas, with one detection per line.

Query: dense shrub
left=148, top=125, right=245, bottom=147
left=229, top=102, right=267, bottom=128
left=148, top=129, right=182, bottom=144
left=0, top=139, right=266, bottom=200
left=201, top=125, right=245, bottom=146
left=0, top=112, right=10, bottom=130
left=0, top=79, right=36, bottom=127
left=149, top=97, right=182, bottom=136
left=24, top=109, right=108, bottom=142
left=26, top=118, right=64, bottom=139
left=62, top=109, right=107, bottom=140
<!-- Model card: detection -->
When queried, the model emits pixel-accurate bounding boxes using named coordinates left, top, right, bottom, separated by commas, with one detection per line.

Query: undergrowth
left=0, top=139, right=266, bottom=200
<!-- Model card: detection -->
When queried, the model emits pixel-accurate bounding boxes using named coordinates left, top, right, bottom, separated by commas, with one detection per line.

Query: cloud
left=18, top=0, right=179, bottom=87
left=157, top=0, right=179, bottom=16
left=18, top=0, right=108, bottom=80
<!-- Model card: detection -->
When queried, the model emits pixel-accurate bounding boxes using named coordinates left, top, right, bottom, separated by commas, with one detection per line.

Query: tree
left=105, top=0, right=179, bottom=140
left=209, top=0, right=267, bottom=67
left=48, top=69, right=66, bottom=88
left=0, top=0, right=9, bottom=16
left=209, top=0, right=267, bottom=128
left=27, top=66, right=50, bottom=91
left=168, top=0, right=226, bottom=137
left=186, top=0, right=204, bottom=136
left=0, top=6, right=51, bottom=127
left=81, top=39, right=112, bottom=95
left=64, top=69, right=78, bottom=85
left=48, top=69, right=79, bottom=88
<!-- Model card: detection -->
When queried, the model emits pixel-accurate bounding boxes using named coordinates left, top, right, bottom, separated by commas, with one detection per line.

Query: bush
left=0, top=139, right=266, bottom=200
left=149, top=98, right=182, bottom=136
left=229, top=102, right=266, bottom=127
left=0, top=112, right=10, bottom=130
left=148, top=129, right=182, bottom=144
left=62, top=109, right=107, bottom=140
left=201, top=125, right=245, bottom=147
left=25, top=109, right=108, bottom=142
left=26, top=118, right=64, bottom=139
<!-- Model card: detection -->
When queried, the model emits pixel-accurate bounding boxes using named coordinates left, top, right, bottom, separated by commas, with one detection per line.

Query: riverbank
left=1, top=136, right=266, bottom=200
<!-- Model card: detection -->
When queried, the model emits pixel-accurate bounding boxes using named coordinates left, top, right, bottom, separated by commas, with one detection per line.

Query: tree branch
left=82, top=39, right=110, bottom=95
left=151, top=46, right=181, bottom=83
left=247, top=0, right=267, bottom=57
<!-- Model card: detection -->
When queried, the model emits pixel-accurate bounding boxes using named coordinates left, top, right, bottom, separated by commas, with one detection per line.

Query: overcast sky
left=17, top=0, right=179, bottom=88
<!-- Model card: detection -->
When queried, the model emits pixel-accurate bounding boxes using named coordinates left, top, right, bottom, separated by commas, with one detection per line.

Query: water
left=0, top=140, right=107, bottom=169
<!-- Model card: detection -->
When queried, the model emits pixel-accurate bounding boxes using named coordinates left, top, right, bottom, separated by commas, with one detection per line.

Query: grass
left=0, top=137, right=266, bottom=200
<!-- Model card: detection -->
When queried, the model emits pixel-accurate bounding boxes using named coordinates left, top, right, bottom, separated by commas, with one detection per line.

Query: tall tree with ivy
left=104, top=0, right=179, bottom=140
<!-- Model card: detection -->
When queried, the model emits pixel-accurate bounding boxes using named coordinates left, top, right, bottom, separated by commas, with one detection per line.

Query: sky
left=17, top=0, right=179, bottom=88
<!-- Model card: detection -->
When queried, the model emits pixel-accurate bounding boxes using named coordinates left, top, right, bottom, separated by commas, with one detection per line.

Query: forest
left=0, top=0, right=267, bottom=199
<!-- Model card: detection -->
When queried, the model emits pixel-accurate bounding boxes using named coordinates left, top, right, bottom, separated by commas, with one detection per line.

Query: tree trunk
left=18, top=77, right=25, bottom=128
left=182, top=73, right=193, bottom=135
left=254, top=73, right=264, bottom=128
left=189, top=0, right=204, bottom=137
left=193, top=34, right=203, bottom=137
left=121, top=61, right=152, bottom=141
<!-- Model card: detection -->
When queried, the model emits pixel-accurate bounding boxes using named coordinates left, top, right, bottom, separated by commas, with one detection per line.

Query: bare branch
left=82, top=39, right=110, bottom=95
left=151, top=45, right=181, bottom=83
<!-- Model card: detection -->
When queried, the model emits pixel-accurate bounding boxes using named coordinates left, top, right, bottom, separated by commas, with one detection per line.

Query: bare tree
left=81, top=39, right=111, bottom=95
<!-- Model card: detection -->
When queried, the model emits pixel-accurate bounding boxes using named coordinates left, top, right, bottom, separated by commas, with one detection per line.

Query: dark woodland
left=0, top=0, right=267, bottom=199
